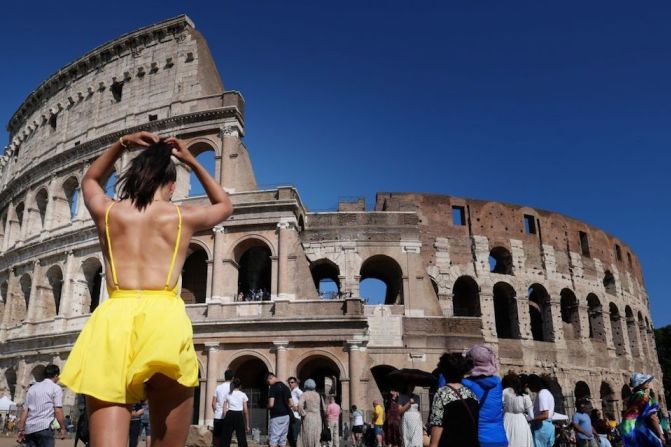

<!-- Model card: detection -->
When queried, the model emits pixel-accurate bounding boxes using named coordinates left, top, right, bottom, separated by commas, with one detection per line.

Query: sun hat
left=630, top=372, right=654, bottom=389
left=304, top=378, right=317, bottom=390
left=464, top=344, right=499, bottom=376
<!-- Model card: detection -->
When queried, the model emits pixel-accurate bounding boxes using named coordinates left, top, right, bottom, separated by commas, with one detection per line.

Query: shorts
left=374, top=425, right=384, bottom=435
left=142, top=421, right=151, bottom=437
left=269, top=415, right=291, bottom=446
left=352, top=425, right=363, bottom=434
left=213, top=418, right=224, bottom=436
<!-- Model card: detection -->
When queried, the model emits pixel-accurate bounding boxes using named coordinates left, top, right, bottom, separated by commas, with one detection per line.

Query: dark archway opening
left=229, top=356, right=270, bottom=434
left=237, top=243, right=272, bottom=301
left=560, top=288, right=580, bottom=340
left=182, top=247, right=208, bottom=304
left=489, top=247, right=513, bottom=275
left=528, top=284, right=553, bottom=342
left=297, top=356, right=341, bottom=403
left=360, top=255, right=403, bottom=305
left=493, top=282, right=519, bottom=339
left=587, top=294, right=606, bottom=342
left=452, top=276, right=481, bottom=317
left=310, top=259, right=341, bottom=299
left=609, top=302, right=626, bottom=355
left=600, top=382, right=616, bottom=419
left=603, top=271, right=616, bottom=295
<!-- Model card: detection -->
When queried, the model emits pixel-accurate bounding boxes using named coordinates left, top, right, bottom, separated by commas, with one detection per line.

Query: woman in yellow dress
left=60, top=131, right=233, bottom=447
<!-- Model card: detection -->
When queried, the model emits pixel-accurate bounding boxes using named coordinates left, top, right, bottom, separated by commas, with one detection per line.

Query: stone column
left=205, top=343, right=221, bottom=426
left=515, top=291, right=532, bottom=340
left=479, top=290, right=497, bottom=341
left=274, top=341, right=289, bottom=380
left=402, top=242, right=421, bottom=314
left=549, top=298, right=564, bottom=343
left=211, top=225, right=227, bottom=302
left=1, top=268, right=17, bottom=327
left=277, top=218, right=296, bottom=300
left=347, top=341, right=364, bottom=409
left=26, top=260, right=42, bottom=324
left=220, top=126, right=240, bottom=192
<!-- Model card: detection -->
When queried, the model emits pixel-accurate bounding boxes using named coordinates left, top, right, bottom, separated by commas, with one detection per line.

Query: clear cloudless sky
left=1, top=1, right=669, bottom=324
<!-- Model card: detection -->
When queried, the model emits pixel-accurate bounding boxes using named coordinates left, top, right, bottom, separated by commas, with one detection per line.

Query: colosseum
left=0, top=15, right=664, bottom=428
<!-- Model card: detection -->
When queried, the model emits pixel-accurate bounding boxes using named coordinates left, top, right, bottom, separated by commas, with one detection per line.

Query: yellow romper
left=60, top=202, right=199, bottom=404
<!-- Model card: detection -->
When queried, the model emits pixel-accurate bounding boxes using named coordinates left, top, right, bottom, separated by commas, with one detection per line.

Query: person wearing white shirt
left=288, top=377, right=303, bottom=447
left=221, top=378, right=250, bottom=447
left=527, top=374, right=556, bottom=447
left=212, top=370, right=235, bottom=447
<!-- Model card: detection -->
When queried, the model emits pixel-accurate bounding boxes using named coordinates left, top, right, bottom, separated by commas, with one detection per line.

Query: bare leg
left=86, top=396, right=131, bottom=447
left=146, top=373, right=194, bottom=447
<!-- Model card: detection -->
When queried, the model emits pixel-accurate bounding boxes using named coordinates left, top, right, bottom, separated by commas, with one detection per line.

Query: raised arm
left=82, top=132, right=160, bottom=219
left=166, top=137, right=233, bottom=231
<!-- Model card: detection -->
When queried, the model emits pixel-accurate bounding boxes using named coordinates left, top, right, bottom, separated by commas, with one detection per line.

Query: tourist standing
left=298, top=379, right=323, bottom=447
left=373, top=400, right=385, bottom=447
left=141, top=400, right=151, bottom=446
left=571, top=399, right=597, bottom=447
left=462, top=345, right=507, bottom=447
left=502, top=372, right=533, bottom=447
left=16, top=364, right=67, bottom=446
left=590, top=409, right=612, bottom=447
left=288, top=377, right=303, bottom=447
left=213, top=370, right=235, bottom=447
left=221, top=378, right=250, bottom=447
left=267, top=372, right=294, bottom=447
left=619, top=373, right=665, bottom=447
left=428, top=353, right=480, bottom=447
left=385, top=391, right=402, bottom=447
left=526, top=374, right=555, bottom=447
left=399, top=384, right=423, bottom=447
left=327, top=396, right=342, bottom=447
left=128, top=402, right=145, bottom=447
left=350, top=405, right=365, bottom=447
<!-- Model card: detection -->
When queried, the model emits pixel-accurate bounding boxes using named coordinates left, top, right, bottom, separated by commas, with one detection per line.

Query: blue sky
left=1, top=1, right=670, bottom=325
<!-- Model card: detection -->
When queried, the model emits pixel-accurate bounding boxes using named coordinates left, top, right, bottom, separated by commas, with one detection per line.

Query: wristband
left=119, top=136, right=128, bottom=148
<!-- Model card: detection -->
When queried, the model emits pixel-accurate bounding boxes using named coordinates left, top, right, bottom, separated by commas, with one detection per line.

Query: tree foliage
left=654, top=325, right=671, bottom=405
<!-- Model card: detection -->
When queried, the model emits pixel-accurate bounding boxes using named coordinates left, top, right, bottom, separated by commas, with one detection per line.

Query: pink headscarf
left=465, top=344, right=499, bottom=377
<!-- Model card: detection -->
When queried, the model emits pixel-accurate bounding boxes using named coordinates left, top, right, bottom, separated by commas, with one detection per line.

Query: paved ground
left=0, top=434, right=151, bottom=446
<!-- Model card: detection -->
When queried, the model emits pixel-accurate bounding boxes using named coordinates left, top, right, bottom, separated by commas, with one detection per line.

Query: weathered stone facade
left=0, top=16, right=664, bottom=427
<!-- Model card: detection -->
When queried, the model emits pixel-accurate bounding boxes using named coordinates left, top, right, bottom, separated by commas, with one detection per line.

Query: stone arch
left=489, top=246, right=513, bottom=275
left=295, top=350, right=347, bottom=380
left=574, top=381, right=591, bottom=400
left=637, top=311, right=650, bottom=358
left=186, top=138, right=219, bottom=198
left=233, top=237, right=273, bottom=301
left=227, top=354, right=270, bottom=433
left=600, top=381, right=616, bottom=417
left=624, top=306, right=640, bottom=357
left=621, top=384, right=632, bottom=402
left=452, top=275, right=481, bottom=317
left=4, top=367, right=17, bottom=400
left=609, top=302, right=626, bottom=355
left=0, top=280, right=7, bottom=318
left=528, top=284, right=554, bottom=342
left=560, top=288, right=580, bottom=340
left=15, top=202, right=25, bottom=239
left=41, top=265, right=64, bottom=319
left=181, top=243, right=209, bottom=304
left=493, top=282, right=520, bottom=339
left=587, top=294, right=606, bottom=343
left=603, top=270, right=616, bottom=295
left=546, top=376, right=566, bottom=415
left=19, top=273, right=32, bottom=321
left=82, top=257, right=103, bottom=313
left=310, top=258, right=341, bottom=299
left=62, top=176, right=80, bottom=222
left=359, top=255, right=404, bottom=305
left=33, top=188, right=49, bottom=231
left=296, top=353, right=343, bottom=401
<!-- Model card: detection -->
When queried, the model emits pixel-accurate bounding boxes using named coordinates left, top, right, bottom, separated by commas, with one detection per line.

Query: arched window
left=603, top=270, right=616, bottom=295
left=528, top=284, right=554, bottom=342
left=359, top=255, right=403, bottom=305
left=16, top=202, right=25, bottom=228
left=182, top=245, right=208, bottom=304
left=297, top=355, right=341, bottom=400
left=489, top=247, right=513, bottom=275
left=35, top=188, right=48, bottom=228
left=600, top=382, right=616, bottom=418
left=46, top=265, right=64, bottom=317
left=103, top=171, right=117, bottom=198
left=609, top=302, right=626, bottom=355
left=188, top=146, right=216, bottom=197
left=624, top=306, right=640, bottom=358
left=493, top=282, right=519, bottom=339
left=310, top=259, right=341, bottom=299
left=452, top=276, right=481, bottom=317
left=587, top=294, right=606, bottom=343
left=560, top=288, right=580, bottom=339
left=638, top=311, right=650, bottom=358
left=4, top=368, right=17, bottom=400
left=235, top=240, right=272, bottom=301
left=621, top=384, right=632, bottom=402
left=82, top=258, right=103, bottom=313
left=62, top=176, right=79, bottom=220
left=574, top=381, right=591, bottom=400
left=19, top=273, right=32, bottom=321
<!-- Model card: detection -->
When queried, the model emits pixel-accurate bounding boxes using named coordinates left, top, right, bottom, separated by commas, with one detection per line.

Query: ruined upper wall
left=1, top=15, right=225, bottom=180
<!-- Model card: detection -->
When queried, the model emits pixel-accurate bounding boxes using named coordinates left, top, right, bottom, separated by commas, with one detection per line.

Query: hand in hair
left=125, top=131, right=160, bottom=148
left=166, top=137, right=197, bottom=167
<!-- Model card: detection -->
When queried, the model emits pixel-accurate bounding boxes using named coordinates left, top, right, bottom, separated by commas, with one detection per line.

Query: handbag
left=320, top=425, right=332, bottom=443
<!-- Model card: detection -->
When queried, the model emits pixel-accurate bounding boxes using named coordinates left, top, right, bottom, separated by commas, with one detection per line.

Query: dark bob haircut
left=436, top=352, right=473, bottom=384
left=117, top=140, right=176, bottom=211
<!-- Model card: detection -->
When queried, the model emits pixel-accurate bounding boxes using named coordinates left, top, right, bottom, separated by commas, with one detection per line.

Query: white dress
left=503, top=387, right=534, bottom=447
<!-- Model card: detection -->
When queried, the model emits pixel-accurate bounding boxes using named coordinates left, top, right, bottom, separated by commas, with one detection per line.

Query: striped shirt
left=24, top=378, right=63, bottom=435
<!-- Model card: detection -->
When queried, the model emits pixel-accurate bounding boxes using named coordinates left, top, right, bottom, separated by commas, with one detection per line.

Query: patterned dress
left=619, top=390, right=663, bottom=447
left=429, top=385, right=480, bottom=447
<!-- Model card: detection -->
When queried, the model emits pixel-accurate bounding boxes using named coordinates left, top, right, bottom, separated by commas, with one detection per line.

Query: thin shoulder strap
left=164, top=204, right=182, bottom=289
left=104, top=202, right=120, bottom=290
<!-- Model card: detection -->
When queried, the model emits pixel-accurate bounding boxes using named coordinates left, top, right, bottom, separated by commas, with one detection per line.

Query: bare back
left=97, top=200, right=194, bottom=291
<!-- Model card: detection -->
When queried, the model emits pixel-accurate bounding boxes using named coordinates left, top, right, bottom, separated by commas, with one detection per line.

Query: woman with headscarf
left=462, top=345, right=508, bottom=447
left=501, top=372, right=533, bottom=447
left=619, top=373, right=665, bottom=447
left=298, top=379, right=323, bottom=447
